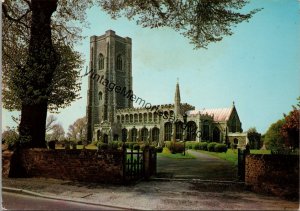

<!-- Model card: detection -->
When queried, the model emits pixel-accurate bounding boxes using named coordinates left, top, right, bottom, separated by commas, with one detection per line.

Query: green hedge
left=186, top=141, right=197, bottom=149
left=207, top=142, right=218, bottom=151
left=214, top=143, right=228, bottom=152
left=184, top=141, right=209, bottom=151
left=97, top=141, right=123, bottom=150
left=97, top=142, right=108, bottom=150
left=199, top=142, right=208, bottom=151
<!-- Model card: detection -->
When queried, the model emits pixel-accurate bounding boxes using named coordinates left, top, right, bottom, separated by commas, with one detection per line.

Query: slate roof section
left=187, top=107, right=234, bottom=122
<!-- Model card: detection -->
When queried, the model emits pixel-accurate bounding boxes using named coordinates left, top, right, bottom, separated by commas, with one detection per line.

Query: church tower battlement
left=86, top=30, right=133, bottom=142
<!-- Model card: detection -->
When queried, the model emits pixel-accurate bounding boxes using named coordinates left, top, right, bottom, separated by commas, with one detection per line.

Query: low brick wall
left=3, top=148, right=124, bottom=184
left=245, top=154, right=299, bottom=199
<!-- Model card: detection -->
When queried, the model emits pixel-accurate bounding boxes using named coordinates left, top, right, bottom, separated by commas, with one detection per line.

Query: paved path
left=157, top=150, right=237, bottom=181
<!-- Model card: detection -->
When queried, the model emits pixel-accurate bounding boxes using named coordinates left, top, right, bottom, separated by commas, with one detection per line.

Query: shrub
left=108, top=141, right=119, bottom=150
left=77, top=140, right=83, bottom=145
left=186, top=141, right=197, bottom=149
left=164, top=141, right=171, bottom=149
left=97, top=142, right=108, bottom=150
left=199, top=142, right=208, bottom=151
left=193, top=142, right=200, bottom=150
left=214, top=143, right=228, bottom=152
left=207, top=142, right=217, bottom=152
left=185, top=141, right=192, bottom=149
left=125, top=142, right=134, bottom=149
left=156, top=146, right=163, bottom=153
left=133, top=144, right=140, bottom=150
left=168, top=141, right=185, bottom=154
left=185, top=141, right=194, bottom=149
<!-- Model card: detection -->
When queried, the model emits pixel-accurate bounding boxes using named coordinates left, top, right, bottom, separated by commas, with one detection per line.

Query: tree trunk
left=19, top=0, right=58, bottom=148
left=19, top=103, right=48, bottom=148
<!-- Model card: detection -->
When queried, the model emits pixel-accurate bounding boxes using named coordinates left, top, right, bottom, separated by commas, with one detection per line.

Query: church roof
left=187, top=107, right=234, bottom=122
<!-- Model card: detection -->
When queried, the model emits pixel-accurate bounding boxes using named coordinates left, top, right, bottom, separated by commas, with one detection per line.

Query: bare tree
left=67, top=117, right=87, bottom=142
left=46, top=115, right=57, bottom=132
left=47, top=123, right=65, bottom=141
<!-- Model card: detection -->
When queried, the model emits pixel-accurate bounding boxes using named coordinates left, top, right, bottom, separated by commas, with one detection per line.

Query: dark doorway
left=213, top=127, right=221, bottom=142
left=103, top=134, right=108, bottom=143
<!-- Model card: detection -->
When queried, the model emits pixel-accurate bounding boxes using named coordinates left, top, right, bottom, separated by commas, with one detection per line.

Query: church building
left=86, top=30, right=248, bottom=147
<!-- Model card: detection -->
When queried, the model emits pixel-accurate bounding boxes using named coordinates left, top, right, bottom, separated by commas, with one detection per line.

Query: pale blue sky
left=2, top=0, right=299, bottom=134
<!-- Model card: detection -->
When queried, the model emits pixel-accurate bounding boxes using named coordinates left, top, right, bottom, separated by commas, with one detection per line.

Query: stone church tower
left=86, top=30, right=133, bottom=142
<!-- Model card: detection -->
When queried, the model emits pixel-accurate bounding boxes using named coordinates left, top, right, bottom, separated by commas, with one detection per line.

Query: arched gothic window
left=152, top=127, right=160, bottom=142
left=187, top=121, right=197, bottom=141
left=164, top=122, right=172, bottom=141
left=122, top=128, right=128, bottom=142
left=98, top=53, right=104, bottom=70
left=131, top=128, right=137, bottom=142
left=175, top=121, right=183, bottom=140
left=116, top=55, right=123, bottom=70
left=99, top=91, right=102, bottom=100
left=141, top=128, right=148, bottom=142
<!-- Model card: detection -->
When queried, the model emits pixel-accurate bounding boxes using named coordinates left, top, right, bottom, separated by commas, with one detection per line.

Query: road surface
left=2, top=192, right=124, bottom=210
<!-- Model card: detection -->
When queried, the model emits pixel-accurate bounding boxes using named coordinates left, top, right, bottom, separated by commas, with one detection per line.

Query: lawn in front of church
left=193, top=149, right=271, bottom=167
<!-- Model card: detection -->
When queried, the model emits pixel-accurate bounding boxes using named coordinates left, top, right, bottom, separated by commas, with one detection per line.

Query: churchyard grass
left=194, top=149, right=271, bottom=166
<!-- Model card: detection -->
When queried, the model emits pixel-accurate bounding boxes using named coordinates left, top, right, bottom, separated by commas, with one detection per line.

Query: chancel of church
left=86, top=30, right=248, bottom=147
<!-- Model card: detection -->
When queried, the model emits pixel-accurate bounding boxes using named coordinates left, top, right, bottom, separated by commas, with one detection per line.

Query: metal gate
left=123, top=148, right=144, bottom=182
